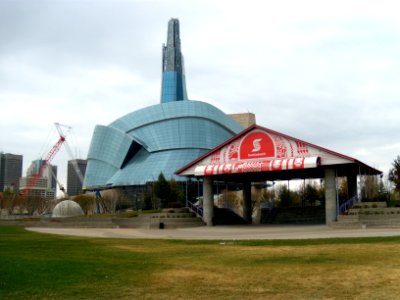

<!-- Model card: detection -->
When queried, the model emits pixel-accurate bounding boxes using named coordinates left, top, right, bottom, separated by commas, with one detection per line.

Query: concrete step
left=330, top=221, right=363, bottom=229
left=1, top=211, right=205, bottom=229
left=149, top=219, right=205, bottom=229
left=337, top=214, right=359, bottom=222
left=352, top=202, right=387, bottom=209
left=113, top=211, right=204, bottom=229
left=337, top=201, right=400, bottom=228
left=148, top=212, right=197, bottom=219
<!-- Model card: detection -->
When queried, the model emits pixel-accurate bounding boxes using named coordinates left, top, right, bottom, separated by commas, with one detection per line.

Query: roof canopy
left=176, top=124, right=382, bottom=182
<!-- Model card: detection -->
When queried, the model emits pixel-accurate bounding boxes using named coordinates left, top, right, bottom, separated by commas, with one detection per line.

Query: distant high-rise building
left=161, top=18, right=188, bottom=103
left=67, top=159, right=87, bottom=196
left=19, top=159, right=57, bottom=200
left=0, top=153, right=23, bottom=192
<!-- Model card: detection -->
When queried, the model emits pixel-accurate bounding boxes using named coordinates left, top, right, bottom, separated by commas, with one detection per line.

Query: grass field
left=1, top=226, right=400, bottom=299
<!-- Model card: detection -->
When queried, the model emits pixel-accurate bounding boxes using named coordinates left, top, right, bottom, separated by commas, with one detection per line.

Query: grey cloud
left=1, top=0, right=399, bottom=189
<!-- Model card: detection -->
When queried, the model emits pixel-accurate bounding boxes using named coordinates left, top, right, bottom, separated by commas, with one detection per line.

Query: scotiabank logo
left=252, top=138, right=262, bottom=152
left=239, top=131, right=275, bottom=160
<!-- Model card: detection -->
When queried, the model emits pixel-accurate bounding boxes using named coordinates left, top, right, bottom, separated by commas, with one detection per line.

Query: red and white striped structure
left=176, top=124, right=380, bottom=178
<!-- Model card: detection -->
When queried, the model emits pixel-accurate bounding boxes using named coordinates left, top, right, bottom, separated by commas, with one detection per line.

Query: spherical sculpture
left=52, top=200, right=84, bottom=218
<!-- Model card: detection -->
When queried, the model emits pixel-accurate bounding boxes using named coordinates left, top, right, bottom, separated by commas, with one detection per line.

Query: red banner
left=239, top=131, right=275, bottom=160
left=194, top=157, right=320, bottom=176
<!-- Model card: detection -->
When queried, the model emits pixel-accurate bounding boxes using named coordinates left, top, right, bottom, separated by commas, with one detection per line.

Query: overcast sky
left=1, top=0, right=399, bottom=191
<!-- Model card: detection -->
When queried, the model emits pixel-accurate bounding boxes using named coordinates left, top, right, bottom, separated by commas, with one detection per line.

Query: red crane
left=19, top=123, right=68, bottom=199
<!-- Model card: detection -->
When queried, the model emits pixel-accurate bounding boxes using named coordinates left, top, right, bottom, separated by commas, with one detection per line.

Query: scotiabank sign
left=194, top=157, right=320, bottom=176
left=194, top=129, right=321, bottom=176
left=239, top=131, right=275, bottom=160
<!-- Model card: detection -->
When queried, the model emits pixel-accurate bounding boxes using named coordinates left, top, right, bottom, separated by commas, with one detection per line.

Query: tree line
left=1, top=156, right=400, bottom=216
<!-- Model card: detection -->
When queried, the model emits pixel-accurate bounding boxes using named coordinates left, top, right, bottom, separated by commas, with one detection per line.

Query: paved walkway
left=27, top=225, right=400, bottom=240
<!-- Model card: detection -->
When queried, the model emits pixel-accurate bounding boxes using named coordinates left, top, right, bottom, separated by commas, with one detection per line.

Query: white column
left=325, top=168, right=337, bottom=224
left=203, top=176, right=214, bottom=226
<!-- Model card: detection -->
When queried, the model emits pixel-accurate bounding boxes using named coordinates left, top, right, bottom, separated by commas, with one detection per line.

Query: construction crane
left=51, top=167, right=68, bottom=197
left=50, top=123, right=85, bottom=198
left=19, top=123, right=70, bottom=200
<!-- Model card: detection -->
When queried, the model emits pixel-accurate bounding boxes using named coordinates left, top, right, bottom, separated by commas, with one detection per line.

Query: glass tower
left=83, top=18, right=244, bottom=190
left=0, top=153, right=23, bottom=192
left=161, top=18, right=188, bottom=103
left=67, top=159, right=87, bottom=196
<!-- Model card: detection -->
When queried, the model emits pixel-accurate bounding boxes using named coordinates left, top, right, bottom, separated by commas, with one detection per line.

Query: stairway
left=113, top=208, right=205, bottom=229
left=333, top=202, right=400, bottom=228
left=2, top=209, right=204, bottom=229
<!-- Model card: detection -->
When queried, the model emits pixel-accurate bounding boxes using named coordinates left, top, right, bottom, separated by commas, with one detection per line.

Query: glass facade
left=161, top=71, right=187, bottom=102
left=0, top=153, right=23, bottom=192
left=83, top=100, right=243, bottom=189
left=160, top=18, right=188, bottom=103
left=83, top=18, right=244, bottom=190
left=67, top=159, right=87, bottom=196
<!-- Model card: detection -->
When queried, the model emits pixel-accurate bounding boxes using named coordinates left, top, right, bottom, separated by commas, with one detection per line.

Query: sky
left=1, top=0, right=399, bottom=193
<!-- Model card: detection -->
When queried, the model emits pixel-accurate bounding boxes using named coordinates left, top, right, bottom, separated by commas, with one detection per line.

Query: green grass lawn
left=1, top=226, right=400, bottom=299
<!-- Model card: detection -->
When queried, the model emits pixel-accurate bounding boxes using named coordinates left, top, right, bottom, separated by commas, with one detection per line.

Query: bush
left=153, top=173, right=184, bottom=208
left=277, top=185, right=293, bottom=208
left=74, top=194, right=96, bottom=215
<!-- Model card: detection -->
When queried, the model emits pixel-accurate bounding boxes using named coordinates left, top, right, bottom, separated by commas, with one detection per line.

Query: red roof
left=176, top=124, right=382, bottom=176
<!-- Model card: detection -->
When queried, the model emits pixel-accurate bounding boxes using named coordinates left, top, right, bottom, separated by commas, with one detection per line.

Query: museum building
left=83, top=18, right=381, bottom=225
left=83, top=19, right=244, bottom=191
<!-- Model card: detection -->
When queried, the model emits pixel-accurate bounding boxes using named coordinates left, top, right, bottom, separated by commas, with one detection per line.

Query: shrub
left=117, top=211, right=139, bottom=218
left=74, top=194, right=96, bottom=215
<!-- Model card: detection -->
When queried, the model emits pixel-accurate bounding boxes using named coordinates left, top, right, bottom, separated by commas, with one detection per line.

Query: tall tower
left=0, top=153, right=23, bottom=192
left=161, top=18, right=188, bottom=103
left=67, top=159, right=87, bottom=196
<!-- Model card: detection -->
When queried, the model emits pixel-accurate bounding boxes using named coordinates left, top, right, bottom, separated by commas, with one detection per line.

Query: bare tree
left=74, top=194, right=96, bottom=215
left=389, top=156, right=400, bottom=193
left=0, top=188, right=18, bottom=214
left=23, top=195, right=48, bottom=215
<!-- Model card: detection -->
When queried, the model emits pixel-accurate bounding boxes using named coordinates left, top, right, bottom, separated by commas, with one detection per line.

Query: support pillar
left=203, top=176, right=214, bottom=226
left=242, top=181, right=252, bottom=224
left=325, top=168, right=337, bottom=224
left=347, top=172, right=358, bottom=199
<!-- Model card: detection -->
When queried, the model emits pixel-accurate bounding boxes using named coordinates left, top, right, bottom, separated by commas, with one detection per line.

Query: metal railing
left=339, top=196, right=359, bottom=215
left=186, top=200, right=203, bottom=217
